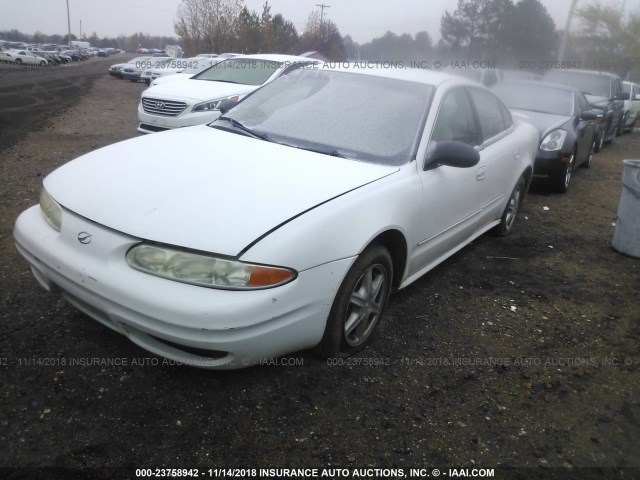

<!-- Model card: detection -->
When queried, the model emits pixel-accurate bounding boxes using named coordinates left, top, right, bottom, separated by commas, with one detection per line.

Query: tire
left=581, top=139, right=595, bottom=169
left=15, top=58, right=22, bottom=65
left=492, top=175, right=526, bottom=236
left=594, top=129, right=604, bottom=153
left=616, top=115, right=625, bottom=136
left=315, top=244, right=393, bottom=358
left=39, top=60, right=46, bottom=67
left=552, top=150, right=575, bottom=193
left=621, top=112, right=629, bottom=134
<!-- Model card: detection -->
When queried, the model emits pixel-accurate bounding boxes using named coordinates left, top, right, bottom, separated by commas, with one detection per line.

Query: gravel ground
left=0, top=60, right=638, bottom=480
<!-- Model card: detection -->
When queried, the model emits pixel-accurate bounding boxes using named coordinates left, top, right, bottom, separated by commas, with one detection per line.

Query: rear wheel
left=15, top=58, right=22, bottom=65
left=315, top=244, right=393, bottom=358
left=492, top=176, right=526, bottom=236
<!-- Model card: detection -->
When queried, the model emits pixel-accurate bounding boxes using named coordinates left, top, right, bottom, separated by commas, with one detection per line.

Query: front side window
left=431, top=88, right=479, bottom=146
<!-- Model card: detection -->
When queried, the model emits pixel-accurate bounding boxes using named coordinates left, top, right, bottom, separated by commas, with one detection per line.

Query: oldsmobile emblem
left=77, top=232, right=92, bottom=245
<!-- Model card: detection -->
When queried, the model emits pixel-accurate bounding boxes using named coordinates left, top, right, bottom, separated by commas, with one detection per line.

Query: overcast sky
left=0, top=0, right=638, bottom=44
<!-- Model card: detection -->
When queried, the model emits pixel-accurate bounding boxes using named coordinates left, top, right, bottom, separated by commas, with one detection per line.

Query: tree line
left=2, top=0, right=639, bottom=79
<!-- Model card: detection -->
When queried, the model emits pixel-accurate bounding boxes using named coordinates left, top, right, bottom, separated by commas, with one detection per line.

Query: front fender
left=239, top=167, right=421, bottom=273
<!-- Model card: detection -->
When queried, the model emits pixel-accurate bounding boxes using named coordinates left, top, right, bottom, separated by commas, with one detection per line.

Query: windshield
left=183, top=58, right=220, bottom=74
left=544, top=71, right=611, bottom=98
left=623, top=84, right=631, bottom=95
left=218, top=68, right=433, bottom=165
left=193, top=58, right=282, bottom=85
left=495, top=84, right=573, bottom=116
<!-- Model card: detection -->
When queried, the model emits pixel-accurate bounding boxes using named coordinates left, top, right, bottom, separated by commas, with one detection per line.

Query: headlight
left=540, top=129, right=567, bottom=152
left=39, top=188, right=62, bottom=232
left=126, top=244, right=296, bottom=289
left=193, top=95, right=239, bottom=112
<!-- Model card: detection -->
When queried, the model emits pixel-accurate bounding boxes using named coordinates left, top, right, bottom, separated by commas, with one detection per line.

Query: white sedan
left=137, top=54, right=316, bottom=134
left=14, top=66, right=538, bottom=369
left=0, top=49, right=47, bottom=66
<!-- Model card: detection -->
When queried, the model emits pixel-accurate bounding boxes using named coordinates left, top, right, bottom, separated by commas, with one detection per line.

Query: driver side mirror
left=581, top=111, right=598, bottom=121
left=618, top=92, right=630, bottom=101
left=424, top=140, right=480, bottom=170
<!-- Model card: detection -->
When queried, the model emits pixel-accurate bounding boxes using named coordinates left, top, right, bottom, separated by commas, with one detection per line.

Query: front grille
left=142, top=97, right=187, bottom=117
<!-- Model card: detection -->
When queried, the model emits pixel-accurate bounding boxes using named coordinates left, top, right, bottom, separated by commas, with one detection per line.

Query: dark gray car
left=543, top=69, right=628, bottom=149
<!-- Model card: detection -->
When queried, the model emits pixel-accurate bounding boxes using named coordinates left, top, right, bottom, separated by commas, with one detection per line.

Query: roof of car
left=223, top=53, right=320, bottom=63
left=497, top=79, right=580, bottom=93
left=544, top=68, right=621, bottom=79
left=311, top=62, right=478, bottom=88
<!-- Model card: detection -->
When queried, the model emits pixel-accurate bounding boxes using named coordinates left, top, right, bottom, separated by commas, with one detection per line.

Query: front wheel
left=552, top=150, right=575, bottom=193
left=581, top=139, right=595, bottom=169
left=15, top=58, right=22, bottom=65
left=615, top=114, right=625, bottom=136
left=315, top=244, right=393, bottom=358
left=492, top=176, right=526, bottom=236
left=594, top=129, right=604, bottom=153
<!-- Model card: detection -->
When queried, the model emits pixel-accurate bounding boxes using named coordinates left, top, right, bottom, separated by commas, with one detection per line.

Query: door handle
left=476, top=166, right=487, bottom=181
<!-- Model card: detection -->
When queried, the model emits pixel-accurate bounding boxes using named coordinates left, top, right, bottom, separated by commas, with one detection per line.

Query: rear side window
left=468, top=88, right=510, bottom=141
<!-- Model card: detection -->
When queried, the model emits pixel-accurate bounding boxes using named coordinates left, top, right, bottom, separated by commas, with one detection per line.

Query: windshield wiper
left=216, top=116, right=271, bottom=140
left=293, top=145, right=348, bottom=158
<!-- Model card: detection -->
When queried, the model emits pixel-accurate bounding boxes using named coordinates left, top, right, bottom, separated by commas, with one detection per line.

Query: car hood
left=151, top=73, right=193, bottom=86
left=511, top=110, right=571, bottom=139
left=585, top=95, right=609, bottom=109
left=143, top=78, right=256, bottom=102
left=45, top=126, right=398, bottom=256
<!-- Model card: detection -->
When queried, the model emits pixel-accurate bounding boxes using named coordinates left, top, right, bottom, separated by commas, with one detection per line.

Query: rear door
left=466, top=87, right=521, bottom=221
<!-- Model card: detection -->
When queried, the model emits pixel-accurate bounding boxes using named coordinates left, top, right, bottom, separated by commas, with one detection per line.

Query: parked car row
left=0, top=49, right=50, bottom=66
left=442, top=67, right=638, bottom=193
left=0, top=45, right=110, bottom=66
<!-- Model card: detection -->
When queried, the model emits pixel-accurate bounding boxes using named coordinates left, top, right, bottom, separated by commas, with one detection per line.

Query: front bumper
left=14, top=205, right=352, bottom=369
left=532, top=149, right=571, bottom=179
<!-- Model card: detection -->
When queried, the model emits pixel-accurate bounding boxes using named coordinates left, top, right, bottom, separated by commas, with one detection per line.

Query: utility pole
left=66, top=0, right=72, bottom=46
left=316, top=3, right=330, bottom=30
left=557, top=0, right=579, bottom=61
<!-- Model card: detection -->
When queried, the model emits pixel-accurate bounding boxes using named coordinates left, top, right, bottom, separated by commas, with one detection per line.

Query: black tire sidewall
left=316, top=244, right=393, bottom=358
left=493, top=176, right=525, bottom=236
